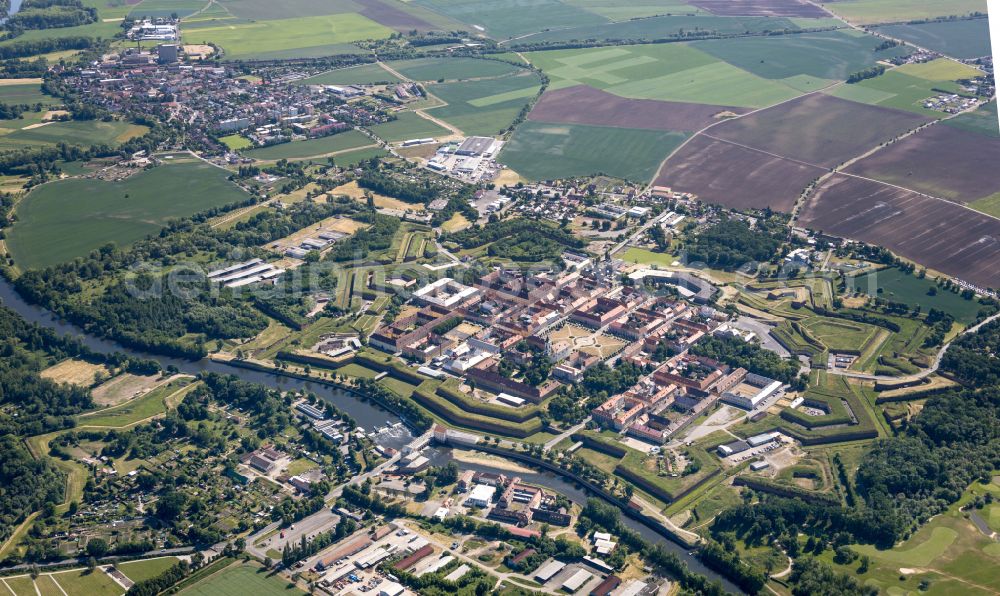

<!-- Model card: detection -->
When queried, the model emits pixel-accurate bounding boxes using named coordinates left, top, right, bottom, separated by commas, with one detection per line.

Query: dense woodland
left=444, top=218, right=586, bottom=262
left=684, top=217, right=786, bottom=270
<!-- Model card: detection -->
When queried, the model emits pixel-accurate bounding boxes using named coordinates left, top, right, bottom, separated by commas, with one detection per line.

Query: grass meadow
left=7, top=157, right=249, bottom=269
left=847, top=267, right=986, bottom=324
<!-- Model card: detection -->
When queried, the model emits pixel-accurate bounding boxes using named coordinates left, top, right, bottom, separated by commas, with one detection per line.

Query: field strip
left=48, top=575, right=68, bottom=596
left=376, top=62, right=465, bottom=137
left=700, top=133, right=828, bottom=171
left=0, top=77, right=43, bottom=85
left=249, top=142, right=380, bottom=165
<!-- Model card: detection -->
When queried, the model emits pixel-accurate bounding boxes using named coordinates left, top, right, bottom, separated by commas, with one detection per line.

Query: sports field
left=527, top=43, right=801, bottom=108
left=693, top=30, right=911, bottom=85
left=182, top=13, right=392, bottom=60
left=178, top=561, right=304, bottom=595
left=817, top=0, right=986, bottom=24
left=366, top=112, right=450, bottom=142
left=220, top=134, right=252, bottom=151
left=245, top=130, right=373, bottom=160
left=848, top=268, right=991, bottom=325
left=500, top=121, right=687, bottom=182
left=0, top=120, right=148, bottom=150
left=621, top=247, right=678, bottom=267
left=386, top=57, right=521, bottom=81
left=297, top=64, right=399, bottom=86
left=7, top=157, right=250, bottom=269
left=425, top=73, right=542, bottom=136
left=875, top=18, right=991, bottom=60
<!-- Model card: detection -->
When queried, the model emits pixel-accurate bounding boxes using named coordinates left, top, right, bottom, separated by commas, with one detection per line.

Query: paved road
left=543, top=417, right=590, bottom=452
left=246, top=430, right=433, bottom=560
left=828, top=309, right=1000, bottom=382
left=732, top=316, right=790, bottom=358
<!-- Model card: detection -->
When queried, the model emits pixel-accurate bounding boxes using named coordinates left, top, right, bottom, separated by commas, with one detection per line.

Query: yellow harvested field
left=0, top=77, right=42, bottom=86
left=90, top=373, right=163, bottom=406
left=40, top=359, right=107, bottom=387
left=493, top=167, right=524, bottom=187
left=441, top=213, right=471, bottom=232
left=42, top=110, right=71, bottom=121
left=332, top=180, right=426, bottom=212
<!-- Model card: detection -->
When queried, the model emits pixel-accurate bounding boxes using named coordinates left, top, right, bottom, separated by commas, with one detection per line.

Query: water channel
left=0, top=275, right=740, bottom=592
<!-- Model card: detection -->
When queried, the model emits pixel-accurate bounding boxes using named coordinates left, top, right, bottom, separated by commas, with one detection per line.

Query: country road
left=828, top=309, right=1000, bottom=382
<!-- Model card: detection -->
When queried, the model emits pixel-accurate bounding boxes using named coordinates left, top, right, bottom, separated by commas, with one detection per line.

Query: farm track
left=375, top=61, right=465, bottom=139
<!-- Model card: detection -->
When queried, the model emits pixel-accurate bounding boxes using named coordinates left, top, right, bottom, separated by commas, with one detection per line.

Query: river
left=0, top=275, right=413, bottom=448
left=0, top=274, right=739, bottom=591
left=426, top=447, right=742, bottom=593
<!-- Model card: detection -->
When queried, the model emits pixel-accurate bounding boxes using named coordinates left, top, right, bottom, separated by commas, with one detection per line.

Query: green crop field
left=944, top=100, right=998, bottom=138
left=0, top=19, right=122, bottom=48
left=412, top=0, right=608, bottom=39
left=129, top=0, right=208, bottom=18
left=366, top=112, right=450, bottom=142
left=7, top=157, right=250, bottom=269
left=527, top=43, right=801, bottom=108
left=828, top=70, right=967, bottom=117
left=694, top=30, right=911, bottom=85
left=425, top=73, right=542, bottom=136
left=847, top=267, right=986, bottom=324
left=0, top=120, right=148, bottom=150
left=561, top=0, right=705, bottom=20
left=500, top=121, right=686, bottom=182
left=215, top=0, right=360, bottom=20
left=518, top=13, right=802, bottom=45
left=0, top=83, right=60, bottom=105
left=182, top=13, right=392, bottom=60
left=178, top=561, right=304, bottom=596
left=245, top=130, right=373, bottom=160
left=817, top=0, right=987, bottom=25
left=118, top=557, right=181, bottom=583
left=296, top=64, right=399, bottom=86
left=875, top=18, right=991, bottom=60
left=386, top=57, right=521, bottom=81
